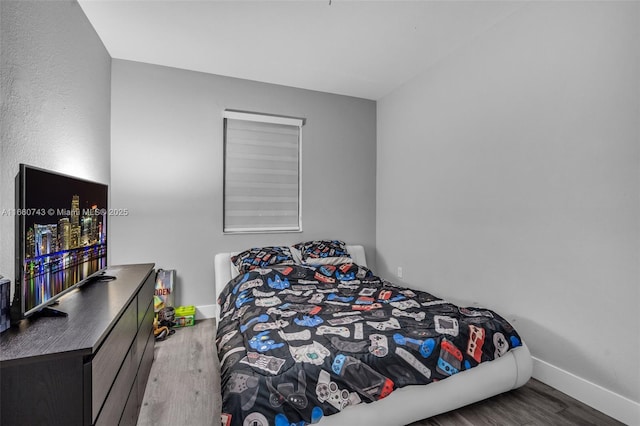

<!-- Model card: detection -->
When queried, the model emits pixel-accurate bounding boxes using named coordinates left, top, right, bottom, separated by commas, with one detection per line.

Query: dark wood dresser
left=0, top=263, right=155, bottom=426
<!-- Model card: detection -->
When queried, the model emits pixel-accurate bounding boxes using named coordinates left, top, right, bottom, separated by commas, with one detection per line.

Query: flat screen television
left=13, top=164, right=109, bottom=319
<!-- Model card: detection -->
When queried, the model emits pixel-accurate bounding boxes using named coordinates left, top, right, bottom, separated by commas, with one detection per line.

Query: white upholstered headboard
left=213, top=245, right=367, bottom=320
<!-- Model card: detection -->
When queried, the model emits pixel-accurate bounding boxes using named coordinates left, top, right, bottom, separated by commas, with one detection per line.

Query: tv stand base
left=36, top=306, right=69, bottom=318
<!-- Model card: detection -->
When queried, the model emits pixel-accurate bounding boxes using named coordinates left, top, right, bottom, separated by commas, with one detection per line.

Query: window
left=223, top=110, right=304, bottom=233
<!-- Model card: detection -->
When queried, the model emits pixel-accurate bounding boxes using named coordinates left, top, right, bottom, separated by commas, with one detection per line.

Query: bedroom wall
left=377, top=1, right=639, bottom=423
left=0, top=0, right=111, bottom=299
left=110, top=59, right=376, bottom=313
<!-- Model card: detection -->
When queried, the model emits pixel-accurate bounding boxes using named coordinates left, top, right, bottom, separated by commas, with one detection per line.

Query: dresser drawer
left=135, top=300, right=154, bottom=367
left=91, top=302, right=138, bottom=422
left=120, top=375, right=139, bottom=426
left=137, top=273, right=155, bottom=327
left=94, top=348, right=136, bottom=426
left=137, top=324, right=155, bottom=406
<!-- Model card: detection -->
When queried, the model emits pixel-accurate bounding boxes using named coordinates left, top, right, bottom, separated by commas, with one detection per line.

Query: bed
left=214, top=242, right=532, bottom=426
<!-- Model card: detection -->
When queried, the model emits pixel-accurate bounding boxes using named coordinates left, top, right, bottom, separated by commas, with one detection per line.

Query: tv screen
left=14, top=164, right=108, bottom=318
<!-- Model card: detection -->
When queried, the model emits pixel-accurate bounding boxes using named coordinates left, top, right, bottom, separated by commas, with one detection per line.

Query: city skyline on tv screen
left=20, top=166, right=108, bottom=314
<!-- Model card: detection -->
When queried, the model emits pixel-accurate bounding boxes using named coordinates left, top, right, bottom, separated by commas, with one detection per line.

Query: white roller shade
left=223, top=110, right=303, bottom=233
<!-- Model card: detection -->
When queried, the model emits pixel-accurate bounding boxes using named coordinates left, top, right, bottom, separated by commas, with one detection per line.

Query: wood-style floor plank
left=409, top=379, right=624, bottom=426
left=138, top=319, right=623, bottom=426
left=137, top=318, right=221, bottom=426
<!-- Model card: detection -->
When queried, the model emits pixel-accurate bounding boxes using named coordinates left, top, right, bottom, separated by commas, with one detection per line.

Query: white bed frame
left=214, top=245, right=532, bottom=426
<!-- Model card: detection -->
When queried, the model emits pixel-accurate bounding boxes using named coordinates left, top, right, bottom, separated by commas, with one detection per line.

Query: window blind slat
left=226, top=210, right=298, bottom=217
left=226, top=181, right=298, bottom=190
left=227, top=167, right=298, bottom=177
left=226, top=152, right=298, bottom=163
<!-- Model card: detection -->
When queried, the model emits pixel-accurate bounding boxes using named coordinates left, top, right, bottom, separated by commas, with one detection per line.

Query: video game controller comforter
left=216, top=263, right=522, bottom=426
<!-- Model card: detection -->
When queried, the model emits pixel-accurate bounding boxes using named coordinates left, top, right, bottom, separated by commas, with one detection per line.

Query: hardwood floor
left=407, top=379, right=624, bottom=426
left=137, top=318, right=221, bottom=426
left=137, top=319, right=623, bottom=426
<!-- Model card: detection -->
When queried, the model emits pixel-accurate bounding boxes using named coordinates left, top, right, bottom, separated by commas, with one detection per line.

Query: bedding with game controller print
left=216, top=263, right=522, bottom=426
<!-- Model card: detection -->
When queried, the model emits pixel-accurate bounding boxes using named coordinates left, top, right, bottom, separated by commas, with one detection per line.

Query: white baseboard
left=532, top=356, right=640, bottom=425
left=195, top=304, right=217, bottom=320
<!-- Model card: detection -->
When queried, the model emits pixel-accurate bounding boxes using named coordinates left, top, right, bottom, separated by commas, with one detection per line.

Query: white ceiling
left=78, top=0, right=524, bottom=100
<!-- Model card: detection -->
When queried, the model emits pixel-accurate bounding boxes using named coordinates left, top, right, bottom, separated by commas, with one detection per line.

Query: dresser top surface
left=0, top=263, right=155, bottom=363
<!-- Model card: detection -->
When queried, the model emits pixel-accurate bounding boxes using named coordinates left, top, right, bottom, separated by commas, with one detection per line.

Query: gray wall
left=110, top=59, right=376, bottom=309
left=0, top=0, right=111, bottom=297
left=377, top=0, right=638, bottom=409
